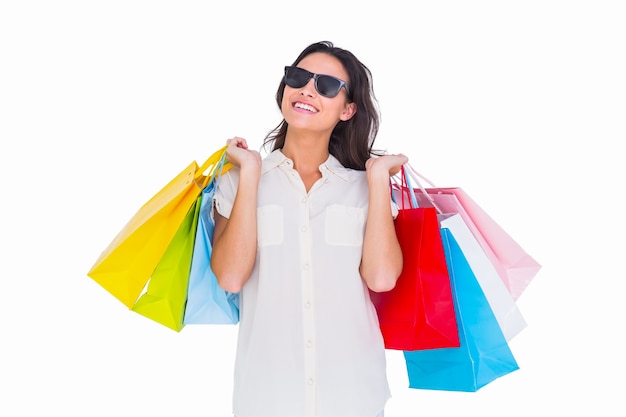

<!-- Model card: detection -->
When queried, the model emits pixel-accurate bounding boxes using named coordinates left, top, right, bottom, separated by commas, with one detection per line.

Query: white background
left=1, top=1, right=624, bottom=416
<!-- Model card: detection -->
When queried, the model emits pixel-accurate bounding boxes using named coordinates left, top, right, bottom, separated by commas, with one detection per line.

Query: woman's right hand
left=225, top=137, right=262, bottom=172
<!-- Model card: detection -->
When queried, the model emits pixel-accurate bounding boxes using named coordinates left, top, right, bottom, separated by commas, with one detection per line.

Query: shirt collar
left=262, top=149, right=353, bottom=182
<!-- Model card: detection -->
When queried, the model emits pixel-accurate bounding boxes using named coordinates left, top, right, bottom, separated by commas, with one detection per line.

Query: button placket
left=299, top=191, right=316, bottom=416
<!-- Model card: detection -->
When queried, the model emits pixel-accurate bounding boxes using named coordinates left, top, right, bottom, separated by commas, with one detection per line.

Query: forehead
left=297, top=52, right=348, bottom=80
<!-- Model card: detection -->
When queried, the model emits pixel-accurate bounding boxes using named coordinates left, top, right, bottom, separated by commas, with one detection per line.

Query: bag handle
left=207, top=150, right=230, bottom=187
left=389, top=166, right=419, bottom=210
left=403, top=166, right=419, bottom=208
left=392, top=163, right=444, bottom=214
left=197, top=145, right=233, bottom=188
left=404, top=163, right=437, bottom=189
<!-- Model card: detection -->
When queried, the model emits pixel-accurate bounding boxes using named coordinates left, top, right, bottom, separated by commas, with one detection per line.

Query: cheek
left=280, top=93, right=291, bottom=115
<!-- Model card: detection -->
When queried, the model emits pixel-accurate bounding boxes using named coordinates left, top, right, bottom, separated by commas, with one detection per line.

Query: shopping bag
left=87, top=146, right=231, bottom=309
left=183, top=156, right=240, bottom=325
left=392, top=171, right=527, bottom=341
left=439, top=213, right=526, bottom=341
left=369, top=167, right=459, bottom=351
left=131, top=195, right=202, bottom=332
left=404, top=164, right=541, bottom=300
left=403, top=228, right=519, bottom=392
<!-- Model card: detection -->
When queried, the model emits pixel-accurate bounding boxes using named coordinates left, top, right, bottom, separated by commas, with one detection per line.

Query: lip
left=292, top=100, right=319, bottom=113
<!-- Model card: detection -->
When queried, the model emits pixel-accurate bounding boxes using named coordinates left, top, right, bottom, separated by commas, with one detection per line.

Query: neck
left=281, top=133, right=330, bottom=172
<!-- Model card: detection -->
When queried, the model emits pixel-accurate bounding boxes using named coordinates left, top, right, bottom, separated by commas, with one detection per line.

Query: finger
left=226, top=137, right=248, bottom=149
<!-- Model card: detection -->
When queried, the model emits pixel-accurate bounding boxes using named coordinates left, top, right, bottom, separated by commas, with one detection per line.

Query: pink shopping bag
left=401, top=164, right=541, bottom=301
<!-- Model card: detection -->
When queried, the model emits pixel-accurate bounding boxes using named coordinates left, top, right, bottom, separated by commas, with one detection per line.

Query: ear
left=339, top=102, right=357, bottom=121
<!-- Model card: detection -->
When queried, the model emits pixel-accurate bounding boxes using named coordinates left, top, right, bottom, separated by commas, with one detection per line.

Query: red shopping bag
left=369, top=167, right=459, bottom=351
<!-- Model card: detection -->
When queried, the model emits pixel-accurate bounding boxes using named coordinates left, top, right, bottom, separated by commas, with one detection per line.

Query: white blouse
left=214, top=150, right=391, bottom=417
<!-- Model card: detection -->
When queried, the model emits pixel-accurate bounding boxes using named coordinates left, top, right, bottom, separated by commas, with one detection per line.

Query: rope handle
left=391, top=163, right=444, bottom=214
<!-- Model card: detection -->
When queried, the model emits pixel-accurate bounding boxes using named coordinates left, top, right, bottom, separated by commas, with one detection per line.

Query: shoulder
left=261, top=149, right=287, bottom=174
left=325, top=155, right=367, bottom=185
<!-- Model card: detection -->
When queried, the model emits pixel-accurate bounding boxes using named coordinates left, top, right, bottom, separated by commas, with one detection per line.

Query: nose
left=299, top=78, right=317, bottom=97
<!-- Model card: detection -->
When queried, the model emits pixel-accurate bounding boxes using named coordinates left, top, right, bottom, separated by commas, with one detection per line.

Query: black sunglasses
left=284, top=66, right=350, bottom=98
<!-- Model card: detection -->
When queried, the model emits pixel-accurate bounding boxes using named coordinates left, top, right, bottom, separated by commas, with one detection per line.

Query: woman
left=211, top=41, right=408, bottom=417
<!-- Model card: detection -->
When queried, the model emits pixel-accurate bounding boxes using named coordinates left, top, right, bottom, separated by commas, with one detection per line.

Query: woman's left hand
left=365, top=153, right=409, bottom=177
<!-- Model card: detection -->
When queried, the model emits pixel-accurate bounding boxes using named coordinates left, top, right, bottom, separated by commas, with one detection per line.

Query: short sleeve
left=390, top=198, right=399, bottom=219
left=212, top=167, right=240, bottom=221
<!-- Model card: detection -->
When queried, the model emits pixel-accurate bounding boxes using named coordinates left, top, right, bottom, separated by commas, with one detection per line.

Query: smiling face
left=281, top=52, right=356, bottom=136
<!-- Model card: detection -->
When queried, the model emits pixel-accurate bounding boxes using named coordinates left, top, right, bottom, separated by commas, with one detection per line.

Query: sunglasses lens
left=316, top=75, right=342, bottom=98
left=285, top=67, right=310, bottom=88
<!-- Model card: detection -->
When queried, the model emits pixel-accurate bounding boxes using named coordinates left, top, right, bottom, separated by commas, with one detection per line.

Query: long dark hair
left=262, top=41, right=382, bottom=171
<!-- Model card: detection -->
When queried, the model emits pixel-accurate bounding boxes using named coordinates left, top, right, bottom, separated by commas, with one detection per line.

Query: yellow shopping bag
left=87, top=146, right=231, bottom=309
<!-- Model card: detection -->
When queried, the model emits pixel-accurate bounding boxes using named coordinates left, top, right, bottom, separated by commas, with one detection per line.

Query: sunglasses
left=284, top=66, right=350, bottom=98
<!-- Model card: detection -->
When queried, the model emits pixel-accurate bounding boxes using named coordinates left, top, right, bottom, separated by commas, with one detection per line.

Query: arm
left=211, top=137, right=262, bottom=293
left=360, top=154, right=408, bottom=292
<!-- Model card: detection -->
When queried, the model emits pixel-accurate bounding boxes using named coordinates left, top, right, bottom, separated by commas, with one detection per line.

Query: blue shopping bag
left=183, top=160, right=239, bottom=325
left=403, top=227, right=519, bottom=392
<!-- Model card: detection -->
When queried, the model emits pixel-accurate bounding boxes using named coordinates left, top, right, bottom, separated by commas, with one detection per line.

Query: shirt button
left=303, top=263, right=310, bottom=270
left=304, top=301, right=311, bottom=309
left=307, top=378, right=314, bottom=385
left=301, top=197, right=307, bottom=203
left=301, top=225, right=307, bottom=232
left=306, top=340, right=313, bottom=348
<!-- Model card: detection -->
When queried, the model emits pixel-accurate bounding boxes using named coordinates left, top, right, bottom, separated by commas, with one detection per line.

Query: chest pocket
left=257, top=204, right=284, bottom=247
left=325, top=204, right=366, bottom=247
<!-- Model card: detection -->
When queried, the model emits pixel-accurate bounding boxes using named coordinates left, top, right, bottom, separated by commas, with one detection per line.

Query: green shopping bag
left=131, top=194, right=202, bottom=332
